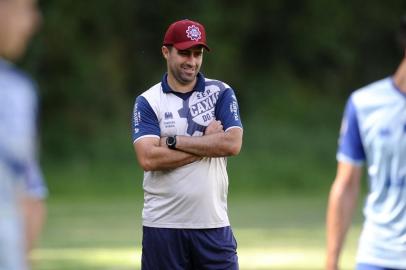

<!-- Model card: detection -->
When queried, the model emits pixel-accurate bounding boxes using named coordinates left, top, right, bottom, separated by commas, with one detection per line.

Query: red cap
left=163, top=19, right=210, bottom=51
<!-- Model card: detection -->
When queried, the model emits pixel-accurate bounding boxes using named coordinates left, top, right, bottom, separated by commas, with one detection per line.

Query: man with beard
left=132, top=19, right=243, bottom=270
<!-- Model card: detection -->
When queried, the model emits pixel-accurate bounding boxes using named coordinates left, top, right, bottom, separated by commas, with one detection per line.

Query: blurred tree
left=20, top=0, right=406, bottom=160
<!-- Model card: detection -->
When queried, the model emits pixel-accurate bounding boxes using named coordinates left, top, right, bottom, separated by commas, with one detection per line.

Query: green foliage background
left=21, top=0, right=406, bottom=195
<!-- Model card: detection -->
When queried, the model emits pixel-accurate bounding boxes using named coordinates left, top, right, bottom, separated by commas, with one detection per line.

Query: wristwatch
left=166, top=135, right=177, bottom=150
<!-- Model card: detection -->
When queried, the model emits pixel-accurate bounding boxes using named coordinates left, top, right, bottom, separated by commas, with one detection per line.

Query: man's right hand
left=204, top=120, right=223, bottom=135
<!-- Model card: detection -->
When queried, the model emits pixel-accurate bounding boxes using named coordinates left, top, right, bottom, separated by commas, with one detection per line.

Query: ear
left=162, top=46, right=170, bottom=60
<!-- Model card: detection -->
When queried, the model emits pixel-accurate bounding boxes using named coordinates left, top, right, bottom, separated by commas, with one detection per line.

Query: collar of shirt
left=161, top=72, right=205, bottom=94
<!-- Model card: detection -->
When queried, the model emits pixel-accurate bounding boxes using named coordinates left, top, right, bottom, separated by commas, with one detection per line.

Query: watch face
left=167, top=137, right=174, bottom=145
left=167, top=136, right=176, bottom=147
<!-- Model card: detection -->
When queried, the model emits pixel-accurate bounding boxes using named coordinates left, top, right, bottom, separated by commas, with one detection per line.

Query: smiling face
left=162, top=45, right=204, bottom=92
left=0, top=0, right=40, bottom=60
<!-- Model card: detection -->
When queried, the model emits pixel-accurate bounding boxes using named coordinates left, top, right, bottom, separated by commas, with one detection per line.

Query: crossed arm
left=133, top=120, right=243, bottom=171
left=325, top=161, right=362, bottom=270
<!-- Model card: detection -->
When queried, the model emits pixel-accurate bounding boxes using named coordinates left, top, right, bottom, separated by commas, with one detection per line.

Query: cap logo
left=186, top=25, right=201, bottom=41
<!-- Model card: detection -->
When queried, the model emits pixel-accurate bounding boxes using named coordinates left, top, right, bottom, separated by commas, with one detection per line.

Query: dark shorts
left=142, top=226, right=238, bottom=270
left=357, top=263, right=406, bottom=270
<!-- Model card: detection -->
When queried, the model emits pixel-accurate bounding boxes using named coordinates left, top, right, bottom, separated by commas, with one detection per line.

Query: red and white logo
left=186, top=25, right=201, bottom=41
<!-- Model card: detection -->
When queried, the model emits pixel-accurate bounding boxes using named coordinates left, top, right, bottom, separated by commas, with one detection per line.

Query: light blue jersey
left=338, top=77, right=406, bottom=269
left=0, top=59, right=46, bottom=270
left=0, top=59, right=47, bottom=199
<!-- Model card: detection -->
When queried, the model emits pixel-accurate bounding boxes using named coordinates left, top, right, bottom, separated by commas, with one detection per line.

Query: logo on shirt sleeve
left=230, top=100, right=239, bottom=121
left=133, top=103, right=141, bottom=133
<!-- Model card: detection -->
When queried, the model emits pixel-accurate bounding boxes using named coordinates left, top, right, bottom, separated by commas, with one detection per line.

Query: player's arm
left=168, top=125, right=242, bottom=157
left=133, top=137, right=200, bottom=171
left=326, top=97, right=364, bottom=270
left=326, top=162, right=362, bottom=270
left=132, top=95, right=200, bottom=171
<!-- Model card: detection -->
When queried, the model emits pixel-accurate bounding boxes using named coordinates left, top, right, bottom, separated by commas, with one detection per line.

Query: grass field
left=32, top=98, right=361, bottom=269
left=31, top=192, right=363, bottom=270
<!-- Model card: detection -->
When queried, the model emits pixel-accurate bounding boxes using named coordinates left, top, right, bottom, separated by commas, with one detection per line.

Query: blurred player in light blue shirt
left=326, top=15, right=406, bottom=270
left=0, top=0, right=46, bottom=269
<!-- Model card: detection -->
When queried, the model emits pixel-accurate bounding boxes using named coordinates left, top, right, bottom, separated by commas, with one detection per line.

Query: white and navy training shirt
left=132, top=72, right=243, bottom=229
left=0, top=59, right=47, bottom=211
left=337, top=77, right=406, bottom=269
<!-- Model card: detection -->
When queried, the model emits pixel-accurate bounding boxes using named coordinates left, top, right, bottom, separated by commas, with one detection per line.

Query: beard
left=171, top=63, right=200, bottom=85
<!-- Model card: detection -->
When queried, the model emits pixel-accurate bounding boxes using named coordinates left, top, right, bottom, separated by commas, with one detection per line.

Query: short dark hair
left=398, top=14, right=406, bottom=50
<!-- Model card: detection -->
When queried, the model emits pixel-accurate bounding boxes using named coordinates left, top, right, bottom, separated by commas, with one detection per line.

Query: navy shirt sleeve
left=132, top=96, right=160, bottom=142
left=337, top=97, right=366, bottom=164
left=215, top=88, right=243, bottom=131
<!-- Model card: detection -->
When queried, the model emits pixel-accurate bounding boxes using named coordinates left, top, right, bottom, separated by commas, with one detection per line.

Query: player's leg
left=141, top=226, right=191, bottom=270
left=23, top=161, right=48, bottom=253
left=22, top=197, right=46, bottom=252
left=0, top=174, right=28, bottom=270
left=0, top=217, right=28, bottom=270
left=356, top=263, right=406, bottom=270
left=189, top=226, right=238, bottom=270
left=0, top=188, right=28, bottom=270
